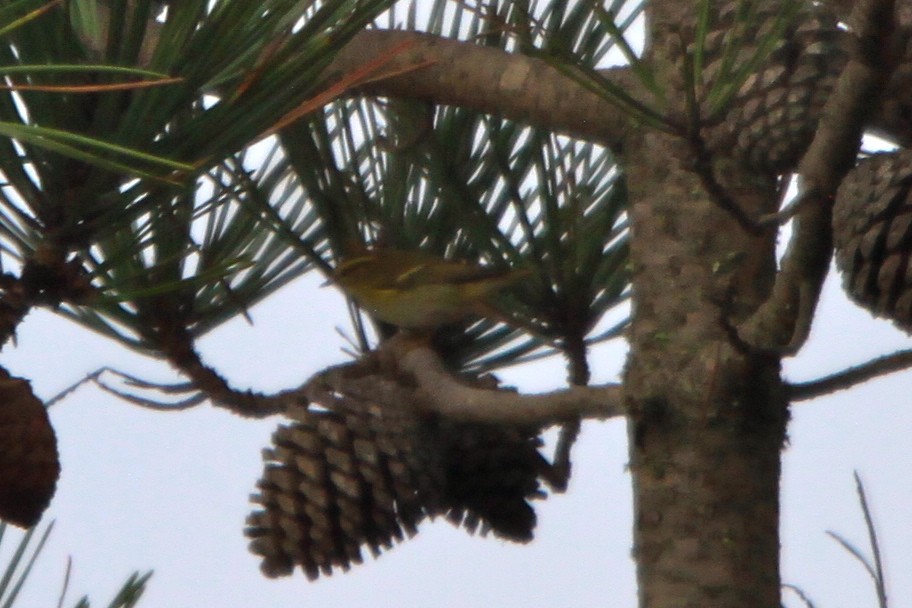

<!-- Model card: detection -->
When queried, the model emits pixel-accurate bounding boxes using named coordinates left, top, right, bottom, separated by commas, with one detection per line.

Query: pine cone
left=833, top=151, right=912, bottom=331
left=246, top=377, right=439, bottom=580
left=0, top=370, right=59, bottom=528
left=433, top=417, right=545, bottom=541
left=245, top=367, right=549, bottom=580
left=698, top=0, right=847, bottom=172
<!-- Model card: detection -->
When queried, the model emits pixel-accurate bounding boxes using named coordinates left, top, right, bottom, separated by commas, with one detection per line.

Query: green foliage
left=0, top=521, right=151, bottom=608
left=270, top=0, right=631, bottom=370
left=70, top=570, right=151, bottom=608
left=529, top=0, right=669, bottom=131
left=692, top=0, right=803, bottom=118
left=0, top=521, right=53, bottom=607
left=0, top=0, right=633, bottom=374
left=0, top=0, right=392, bottom=351
left=61, top=148, right=318, bottom=353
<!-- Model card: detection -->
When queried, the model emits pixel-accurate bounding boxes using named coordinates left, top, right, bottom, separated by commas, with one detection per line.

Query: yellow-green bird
left=330, top=248, right=530, bottom=330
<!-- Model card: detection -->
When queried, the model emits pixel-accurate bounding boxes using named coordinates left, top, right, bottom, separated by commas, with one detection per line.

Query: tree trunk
left=623, top=131, right=789, bottom=607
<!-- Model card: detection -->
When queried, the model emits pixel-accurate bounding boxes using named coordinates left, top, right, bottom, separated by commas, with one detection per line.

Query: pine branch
left=144, top=309, right=289, bottom=418
left=735, top=0, right=899, bottom=354
left=789, top=347, right=912, bottom=401
left=328, top=29, right=637, bottom=150
left=395, top=343, right=623, bottom=425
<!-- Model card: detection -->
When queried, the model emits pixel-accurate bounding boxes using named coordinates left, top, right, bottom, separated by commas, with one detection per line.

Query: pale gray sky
left=0, top=264, right=910, bottom=607
left=2, top=3, right=911, bottom=606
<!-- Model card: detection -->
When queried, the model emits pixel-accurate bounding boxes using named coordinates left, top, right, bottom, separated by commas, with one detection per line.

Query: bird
left=329, top=248, right=530, bottom=330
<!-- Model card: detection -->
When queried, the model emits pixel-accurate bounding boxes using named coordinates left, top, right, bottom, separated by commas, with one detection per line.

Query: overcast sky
left=1, top=4, right=910, bottom=606
left=0, top=262, right=909, bottom=608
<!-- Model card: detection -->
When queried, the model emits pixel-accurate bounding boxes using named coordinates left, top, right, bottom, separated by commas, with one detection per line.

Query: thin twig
left=94, top=377, right=207, bottom=412
left=55, top=555, right=72, bottom=608
left=144, top=306, right=289, bottom=417
left=547, top=332, right=590, bottom=491
left=855, top=472, right=889, bottom=608
left=547, top=420, right=580, bottom=491
left=788, top=348, right=912, bottom=401
left=45, top=368, right=108, bottom=407
left=757, top=185, right=819, bottom=227
left=781, top=584, right=817, bottom=608
left=825, top=473, right=889, bottom=608
left=45, top=366, right=210, bottom=410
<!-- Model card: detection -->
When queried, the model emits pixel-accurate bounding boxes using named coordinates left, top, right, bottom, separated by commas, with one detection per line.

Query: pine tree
left=0, top=1, right=908, bottom=606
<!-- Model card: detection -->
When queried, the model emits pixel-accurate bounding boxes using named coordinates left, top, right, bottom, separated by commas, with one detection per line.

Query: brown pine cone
left=432, top=417, right=546, bottom=542
left=833, top=150, right=912, bottom=331
left=0, top=370, right=59, bottom=528
left=697, top=0, right=848, bottom=172
left=245, top=367, right=550, bottom=580
left=246, top=376, right=441, bottom=580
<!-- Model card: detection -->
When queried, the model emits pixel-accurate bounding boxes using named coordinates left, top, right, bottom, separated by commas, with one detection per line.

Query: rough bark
left=98, top=1, right=912, bottom=148
left=210, top=3, right=893, bottom=604
left=622, top=128, right=787, bottom=607
left=326, top=29, right=638, bottom=150
left=324, top=16, right=912, bottom=150
left=80, top=1, right=906, bottom=604
left=203, top=4, right=887, bottom=604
